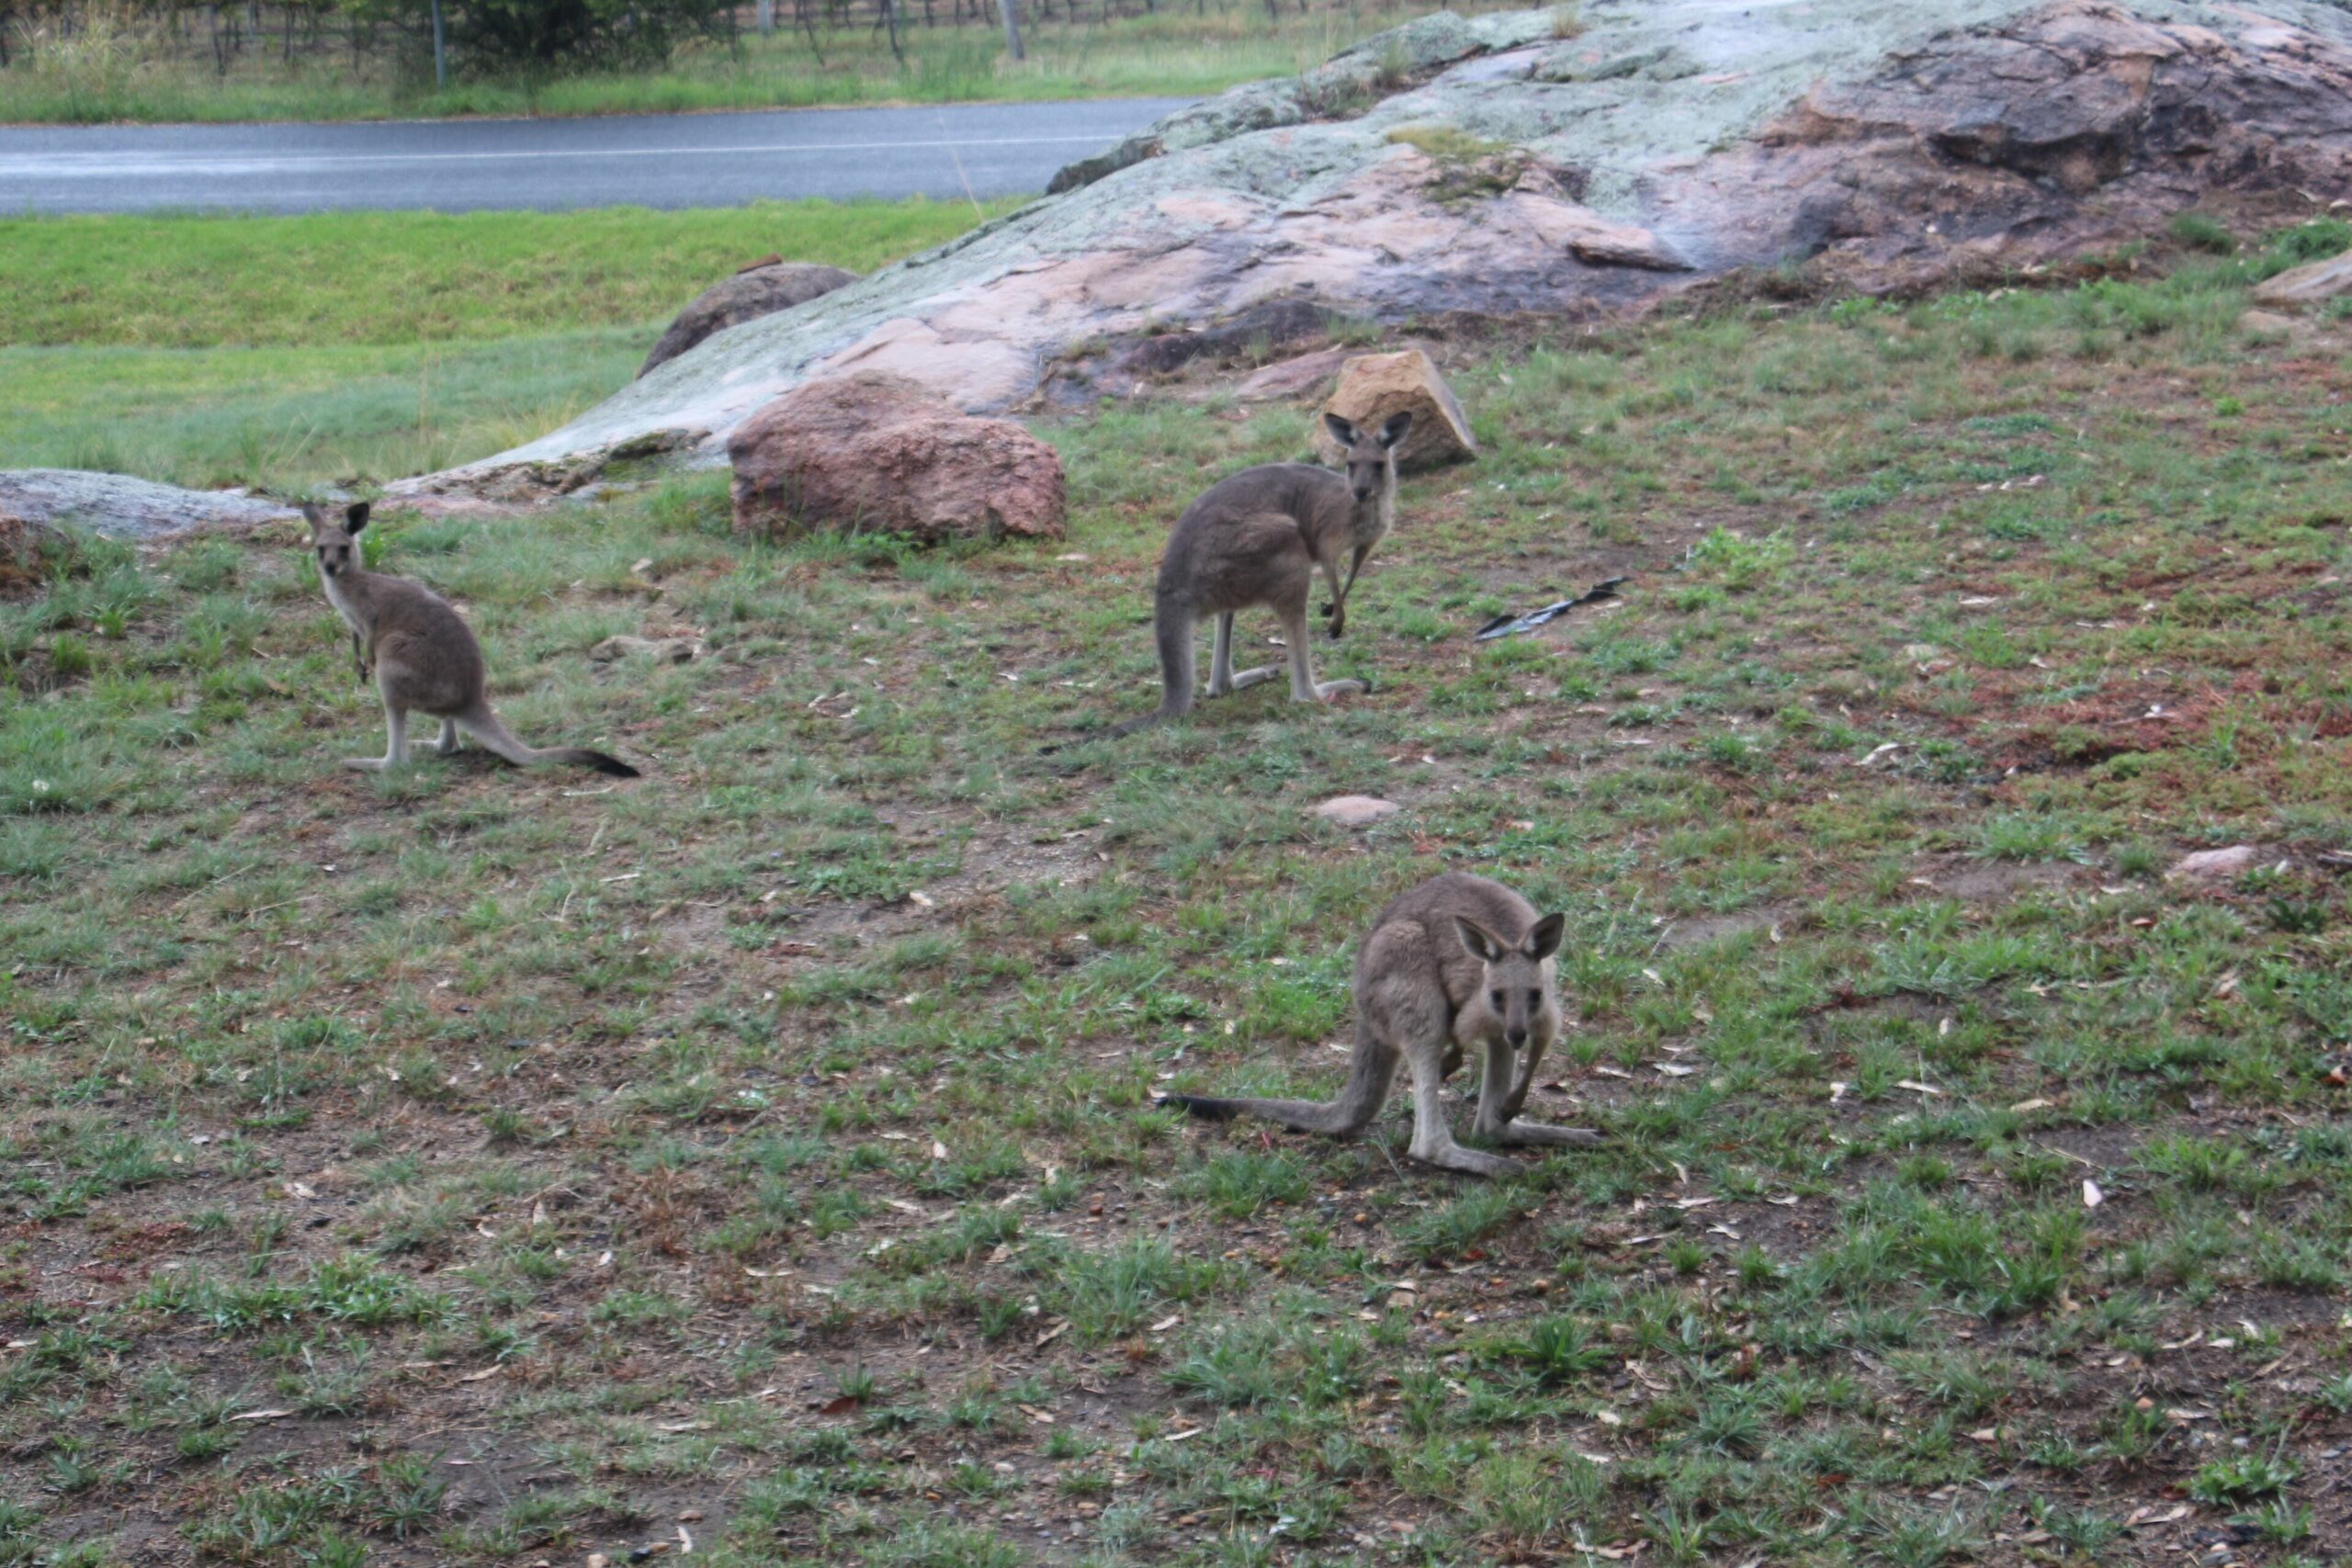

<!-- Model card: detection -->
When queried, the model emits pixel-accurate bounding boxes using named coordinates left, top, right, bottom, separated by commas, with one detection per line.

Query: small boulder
left=2250, top=252, right=2352, bottom=310
left=728, top=372, right=1066, bottom=546
left=1314, top=349, right=1476, bottom=471
left=2166, top=844, right=2257, bottom=882
left=1314, top=795, right=1400, bottom=828
left=639, top=261, right=859, bottom=378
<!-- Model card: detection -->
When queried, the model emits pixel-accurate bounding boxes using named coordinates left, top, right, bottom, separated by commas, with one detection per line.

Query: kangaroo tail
left=1159, top=1037, right=1398, bottom=1138
left=1041, top=599, right=1194, bottom=755
left=457, top=705, right=640, bottom=778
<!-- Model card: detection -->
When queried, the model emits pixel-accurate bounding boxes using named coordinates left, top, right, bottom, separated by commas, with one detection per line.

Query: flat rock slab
left=1315, top=795, right=1402, bottom=828
left=0, top=468, right=298, bottom=541
left=2167, top=844, right=2259, bottom=881
left=421, top=0, right=2352, bottom=495
left=1235, top=346, right=1354, bottom=402
left=2250, top=253, right=2352, bottom=309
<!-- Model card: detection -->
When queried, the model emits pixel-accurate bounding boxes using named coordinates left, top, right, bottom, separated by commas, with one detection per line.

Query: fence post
left=998, top=0, right=1021, bottom=58
left=430, top=0, right=447, bottom=86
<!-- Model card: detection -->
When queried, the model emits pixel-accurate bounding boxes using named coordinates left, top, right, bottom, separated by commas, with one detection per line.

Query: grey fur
left=304, top=502, right=639, bottom=779
left=1094, top=410, right=1409, bottom=741
left=1165, top=872, right=1598, bottom=1177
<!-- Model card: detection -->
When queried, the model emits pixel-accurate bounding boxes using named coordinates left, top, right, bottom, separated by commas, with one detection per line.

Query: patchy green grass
left=0, top=199, right=1015, bottom=492
left=3, top=219, right=2351, bottom=1565
left=0, top=201, right=1012, bottom=350
left=0, top=0, right=1472, bottom=124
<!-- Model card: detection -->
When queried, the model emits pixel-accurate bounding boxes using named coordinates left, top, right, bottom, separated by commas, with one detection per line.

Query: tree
left=448, top=0, right=727, bottom=72
left=997, top=0, right=1021, bottom=60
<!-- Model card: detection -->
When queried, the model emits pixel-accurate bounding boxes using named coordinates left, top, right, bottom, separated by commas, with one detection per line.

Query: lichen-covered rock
left=427, top=0, right=2352, bottom=495
left=727, top=373, right=1065, bottom=546
left=2251, top=251, right=2352, bottom=309
left=1315, top=349, right=1476, bottom=471
left=639, top=261, right=859, bottom=377
left=0, top=468, right=297, bottom=541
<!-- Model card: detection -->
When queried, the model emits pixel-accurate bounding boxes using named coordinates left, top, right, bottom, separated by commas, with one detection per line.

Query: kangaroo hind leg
left=347, top=702, right=407, bottom=772
left=1279, top=600, right=1365, bottom=705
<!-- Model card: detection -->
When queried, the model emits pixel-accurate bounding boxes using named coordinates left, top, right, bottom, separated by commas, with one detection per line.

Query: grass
left=0, top=198, right=1017, bottom=491
left=0, top=0, right=1484, bottom=124
left=2, top=209, right=2351, bottom=1562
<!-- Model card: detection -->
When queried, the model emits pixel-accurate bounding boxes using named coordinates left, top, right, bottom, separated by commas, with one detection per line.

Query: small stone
left=1315, top=795, right=1401, bottom=828
left=2166, top=845, right=2257, bottom=881
left=1902, top=643, right=1941, bottom=661
left=2238, top=309, right=2301, bottom=337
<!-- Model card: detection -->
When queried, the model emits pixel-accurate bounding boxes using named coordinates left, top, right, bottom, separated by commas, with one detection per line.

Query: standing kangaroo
left=305, top=502, right=639, bottom=779
left=1090, top=411, right=1410, bottom=741
left=1164, top=873, right=1600, bottom=1177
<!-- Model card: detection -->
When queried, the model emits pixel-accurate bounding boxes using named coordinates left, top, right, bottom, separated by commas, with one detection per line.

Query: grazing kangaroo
left=1165, top=872, right=1600, bottom=1177
left=305, top=502, right=639, bottom=779
left=1091, top=410, right=1410, bottom=741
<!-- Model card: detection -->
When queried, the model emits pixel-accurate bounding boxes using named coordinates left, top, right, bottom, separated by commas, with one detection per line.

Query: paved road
left=0, top=97, right=1189, bottom=215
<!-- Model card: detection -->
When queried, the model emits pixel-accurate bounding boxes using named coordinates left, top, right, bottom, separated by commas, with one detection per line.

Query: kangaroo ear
left=1323, top=411, right=1362, bottom=448
left=300, top=503, right=325, bottom=536
left=344, top=501, right=371, bottom=534
left=1376, top=410, right=1413, bottom=448
left=1525, top=913, right=1566, bottom=963
left=1453, top=917, right=1507, bottom=964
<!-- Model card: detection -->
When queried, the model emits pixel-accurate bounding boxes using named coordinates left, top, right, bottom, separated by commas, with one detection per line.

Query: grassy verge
left=0, top=197, right=1017, bottom=491
left=0, top=1, right=1459, bottom=124
left=3, top=219, right=2352, bottom=1565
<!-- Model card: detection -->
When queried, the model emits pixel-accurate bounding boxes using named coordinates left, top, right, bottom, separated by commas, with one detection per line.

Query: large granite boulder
left=639, top=261, right=860, bottom=378
left=727, top=372, right=1065, bottom=546
left=417, top=0, right=2352, bottom=497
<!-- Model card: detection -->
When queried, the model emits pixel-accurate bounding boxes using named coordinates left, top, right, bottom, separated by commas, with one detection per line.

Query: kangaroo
left=305, top=502, right=639, bottom=779
left=1089, top=410, right=1410, bottom=742
left=1164, top=872, right=1600, bottom=1177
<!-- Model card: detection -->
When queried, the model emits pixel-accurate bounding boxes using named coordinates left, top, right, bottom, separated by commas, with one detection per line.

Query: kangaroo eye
left=1527, top=990, right=1543, bottom=1010
left=1488, top=990, right=1504, bottom=1011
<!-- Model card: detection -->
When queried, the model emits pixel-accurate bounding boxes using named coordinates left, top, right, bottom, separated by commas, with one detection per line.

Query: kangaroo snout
left=1507, top=1026, right=1529, bottom=1047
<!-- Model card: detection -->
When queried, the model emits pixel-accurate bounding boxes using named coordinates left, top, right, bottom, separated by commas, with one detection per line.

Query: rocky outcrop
left=639, top=261, right=860, bottom=377
left=0, top=468, right=298, bottom=541
left=1314, top=349, right=1476, bottom=471
left=728, top=372, right=1066, bottom=545
left=421, top=0, right=2352, bottom=494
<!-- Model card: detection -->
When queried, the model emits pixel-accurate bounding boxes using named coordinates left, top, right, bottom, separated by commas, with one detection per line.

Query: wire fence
left=0, top=0, right=1324, bottom=73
